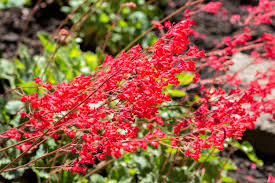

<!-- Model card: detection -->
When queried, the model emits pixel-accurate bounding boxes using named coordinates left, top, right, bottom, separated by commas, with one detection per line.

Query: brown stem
left=158, top=152, right=172, bottom=182
left=0, top=70, right=120, bottom=173
left=71, top=0, right=103, bottom=33
left=100, top=3, right=124, bottom=59
left=187, top=148, right=215, bottom=183
left=45, top=134, right=66, bottom=183
left=57, top=152, right=69, bottom=183
left=40, top=0, right=103, bottom=80
left=0, top=139, right=76, bottom=173
left=84, top=158, right=117, bottom=178
left=214, top=145, right=234, bottom=183
left=161, top=151, right=179, bottom=183
left=50, top=0, right=91, bottom=40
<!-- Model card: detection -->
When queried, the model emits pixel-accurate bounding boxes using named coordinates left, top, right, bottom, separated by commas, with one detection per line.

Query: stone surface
left=229, top=53, right=275, bottom=156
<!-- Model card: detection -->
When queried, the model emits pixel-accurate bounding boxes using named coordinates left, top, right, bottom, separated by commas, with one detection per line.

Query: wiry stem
left=117, top=0, right=203, bottom=56
left=0, top=70, right=120, bottom=173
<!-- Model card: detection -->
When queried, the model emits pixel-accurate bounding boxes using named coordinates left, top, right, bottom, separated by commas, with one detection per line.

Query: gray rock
left=229, top=53, right=275, bottom=156
left=2, top=33, right=19, bottom=42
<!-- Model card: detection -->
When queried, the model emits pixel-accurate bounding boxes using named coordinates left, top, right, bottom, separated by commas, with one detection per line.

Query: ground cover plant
left=0, top=0, right=274, bottom=182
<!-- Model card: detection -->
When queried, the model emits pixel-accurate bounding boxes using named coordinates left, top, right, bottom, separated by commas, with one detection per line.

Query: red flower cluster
left=2, top=0, right=275, bottom=174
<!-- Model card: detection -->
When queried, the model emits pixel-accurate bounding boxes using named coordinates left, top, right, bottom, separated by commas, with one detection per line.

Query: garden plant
left=0, top=0, right=274, bottom=182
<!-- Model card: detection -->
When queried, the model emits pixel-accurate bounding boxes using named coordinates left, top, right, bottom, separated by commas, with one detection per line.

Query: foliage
left=61, top=0, right=164, bottom=55
left=0, top=0, right=30, bottom=9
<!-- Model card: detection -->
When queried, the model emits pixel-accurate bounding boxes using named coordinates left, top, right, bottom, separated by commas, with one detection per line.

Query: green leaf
left=0, top=157, right=11, bottom=166
left=34, top=145, right=45, bottom=159
left=14, top=58, right=25, bottom=70
left=224, top=160, right=237, bottom=170
left=221, top=175, right=236, bottom=183
left=69, top=45, right=81, bottom=58
left=99, top=13, right=109, bottom=23
left=34, top=169, right=50, bottom=179
left=234, top=141, right=263, bottom=166
left=149, top=35, right=157, bottom=46
left=118, top=177, right=132, bottom=183
left=118, top=19, right=128, bottom=28
left=128, top=168, right=136, bottom=176
left=38, top=32, right=57, bottom=52
left=198, top=153, right=219, bottom=163
left=2, top=168, right=25, bottom=180
left=84, top=52, right=98, bottom=70
left=133, top=155, right=150, bottom=169
left=18, top=81, right=37, bottom=95
left=0, top=59, right=16, bottom=88
left=169, top=90, right=186, bottom=97
left=165, top=147, right=178, bottom=154
left=176, top=72, right=194, bottom=85
left=59, top=170, right=77, bottom=183
left=0, top=59, right=15, bottom=75
left=5, top=100, right=24, bottom=115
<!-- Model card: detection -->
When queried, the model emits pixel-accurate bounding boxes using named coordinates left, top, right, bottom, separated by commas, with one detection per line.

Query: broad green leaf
left=221, top=175, right=236, bottom=183
left=38, top=32, right=56, bottom=52
left=224, top=160, right=237, bottom=170
left=234, top=141, right=263, bottom=166
left=128, top=168, right=136, bottom=176
left=69, top=45, right=81, bottom=58
left=2, top=168, right=26, bottom=180
left=118, top=19, right=128, bottom=28
left=14, top=58, right=25, bottom=70
left=99, top=13, right=109, bottom=23
left=84, top=53, right=98, bottom=70
left=34, top=169, right=50, bottom=179
left=5, top=100, right=24, bottom=115
left=0, top=157, right=11, bottom=166
left=198, top=153, right=219, bottom=163
left=18, top=81, right=37, bottom=94
left=0, top=59, right=14, bottom=75
left=169, top=90, right=186, bottom=97
left=176, top=72, right=194, bottom=85
left=89, top=174, right=105, bottom=183
left=165, top=147, right=178, bottom=154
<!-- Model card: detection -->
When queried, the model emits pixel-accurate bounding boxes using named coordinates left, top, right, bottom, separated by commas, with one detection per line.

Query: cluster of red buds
left=1, top=0, right=274, bottom=174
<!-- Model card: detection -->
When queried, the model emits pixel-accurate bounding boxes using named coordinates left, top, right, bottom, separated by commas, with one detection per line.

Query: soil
left=165, top=0, right=274, bottom=51
left=0, top=1, right=65, bottom=59
left=225, top=149, right=275, bottom=183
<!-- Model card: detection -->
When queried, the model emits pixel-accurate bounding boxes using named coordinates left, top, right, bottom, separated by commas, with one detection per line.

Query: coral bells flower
left=20, top=95, right=28, bottom=102
left=34, top=77, right=41, bottom=84
left=262, top=33, right=275, bottom=42
left=203, top=2, right=222, bottom=14
left=19, top=111, right=27, bottom=118
left=59, top=28, right=69, bottom=36
left=3, top=2, right=275, bottom=173
left=230, top=14, right=241, bottom=24
left=124, top=2, right=136, bottom=8
left=66, top=129, right=76, bottom=138
left=6, top=128, right=21, bottom=140
left=267, top=176, right=275, bottom=183
left=3, top=19, right=205, bottom=169
left=71, top=165, right=87, bottom=174
left=151, top=20, right=163, bottom=29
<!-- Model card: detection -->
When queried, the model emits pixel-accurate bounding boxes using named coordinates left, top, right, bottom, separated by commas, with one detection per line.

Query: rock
left=2, top=33, right=19, bottom=42
left=229, top=53, right=275, bottom=157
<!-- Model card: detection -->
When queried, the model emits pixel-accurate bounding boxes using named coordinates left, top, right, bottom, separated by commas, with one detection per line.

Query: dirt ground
left=0, top=2, right=65, bottom=59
